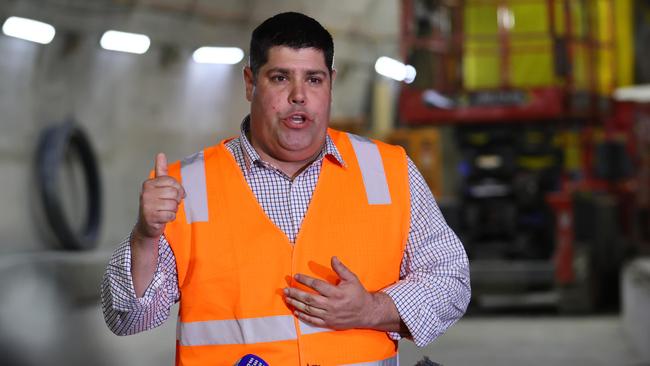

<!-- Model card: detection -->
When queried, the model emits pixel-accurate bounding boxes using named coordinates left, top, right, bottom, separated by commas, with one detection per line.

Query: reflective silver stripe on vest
left=177, top=315, right=297, bottom=346
left=299, top=320, right=333, bottom=335
left=344, top=355, right=398, bottom=366
left=179, top=317, right=398, bottom=364
left=299, top=322, right=398, bottom=365
left=347, top=133, right=391, bottom=205
left=180, top=151, right=208, bottom=223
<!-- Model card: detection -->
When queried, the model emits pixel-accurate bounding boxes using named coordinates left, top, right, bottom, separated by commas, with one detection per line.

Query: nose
left=289, top=81, right=305, bottom=105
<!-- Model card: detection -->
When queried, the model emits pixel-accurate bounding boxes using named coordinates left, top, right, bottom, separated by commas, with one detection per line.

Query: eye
left=308, top=76, right=323, bottom=85
left=271, top=74, right=288, bottom=83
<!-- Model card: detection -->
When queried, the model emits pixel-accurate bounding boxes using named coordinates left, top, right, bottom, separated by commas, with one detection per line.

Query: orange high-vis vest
left=163, top=129, right=411, bottom=366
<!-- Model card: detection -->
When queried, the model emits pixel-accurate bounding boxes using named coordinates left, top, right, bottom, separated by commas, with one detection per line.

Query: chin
left=278, top=143, right=319, bottom=160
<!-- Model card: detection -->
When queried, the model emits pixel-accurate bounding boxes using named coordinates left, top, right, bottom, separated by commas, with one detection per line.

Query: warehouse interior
left=1, top=0, right=649, bottom=365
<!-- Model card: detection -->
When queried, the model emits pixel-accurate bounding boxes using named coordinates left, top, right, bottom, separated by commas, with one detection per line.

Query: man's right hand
left=130, top=152, right=185, bottom=297
left=134, top=152, right=186, bottom=240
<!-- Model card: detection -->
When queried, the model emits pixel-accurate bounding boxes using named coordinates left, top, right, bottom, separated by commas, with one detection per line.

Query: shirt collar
left=238, top=115, right=346, bottom=174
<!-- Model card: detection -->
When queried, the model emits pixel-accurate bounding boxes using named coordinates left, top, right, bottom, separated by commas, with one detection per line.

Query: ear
left=243, top=66, right=255, bottom=102
left=330, top=68, right=337, bottom=85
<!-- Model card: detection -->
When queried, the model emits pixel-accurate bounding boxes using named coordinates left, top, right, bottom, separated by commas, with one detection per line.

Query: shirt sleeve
left=382, top=157, right=471, bottom=347
left=101, top=233, right=180, bottom=335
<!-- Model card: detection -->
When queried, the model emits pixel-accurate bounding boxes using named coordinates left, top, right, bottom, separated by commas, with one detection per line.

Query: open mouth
left=283, top=113, right=310, bottom=127
left=289, top=114, right=306, bottom=124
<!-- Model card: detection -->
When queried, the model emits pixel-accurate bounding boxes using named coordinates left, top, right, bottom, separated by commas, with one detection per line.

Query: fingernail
left=283, top=288, right=288, bottom=295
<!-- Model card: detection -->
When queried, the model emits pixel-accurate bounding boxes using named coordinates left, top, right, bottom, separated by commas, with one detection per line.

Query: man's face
left=244, top=46, right=335, bottom=165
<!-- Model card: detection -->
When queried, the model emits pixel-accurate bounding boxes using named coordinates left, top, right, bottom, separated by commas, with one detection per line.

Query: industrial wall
left=0, top=0, right=398, bottom=254
left=0, top=2, right=401, bottom=365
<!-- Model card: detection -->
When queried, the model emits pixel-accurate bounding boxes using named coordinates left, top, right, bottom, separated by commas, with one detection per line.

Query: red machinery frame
left=398, top=0, right=628, bottom=293
left=398, top=0, right=615, bottom=124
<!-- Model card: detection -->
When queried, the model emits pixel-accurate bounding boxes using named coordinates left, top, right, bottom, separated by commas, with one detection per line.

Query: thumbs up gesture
left=134, top=153, right=186, bottom=240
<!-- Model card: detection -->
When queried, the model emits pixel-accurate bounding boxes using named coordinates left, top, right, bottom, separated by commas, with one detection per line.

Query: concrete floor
left=66, top=309, right=650, bottom=366
left=91, top=307, right=646, bottom=366
left=399, top=314, right=644, bottom=366
left=1, top=274, right=646, bottom=366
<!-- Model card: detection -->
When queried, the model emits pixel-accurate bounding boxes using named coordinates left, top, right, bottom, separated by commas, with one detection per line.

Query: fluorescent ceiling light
left=2, top=16, right=56, bottom=44
left=192, top=47, right=244, bottom=64
left=422, top=89, right=454, bottom=109
left=374, top=56, right=416, bottom=84
left=613, top=84, right=650, bottom=103
left=100, top=30, right=150, bottom=54
left=498, top=6, right=515, bottom=30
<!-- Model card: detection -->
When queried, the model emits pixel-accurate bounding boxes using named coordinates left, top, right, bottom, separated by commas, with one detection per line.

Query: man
left=102, top=11, right=470, bottom=366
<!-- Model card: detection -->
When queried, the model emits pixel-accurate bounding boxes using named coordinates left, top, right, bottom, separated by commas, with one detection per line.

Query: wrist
left=363, top=292, right=383, bottom=329
left=363, top=292, right=402, bottom=332
left=131, top=221, right=160, bottom=244
left=130, top=226, right=159, bottom=250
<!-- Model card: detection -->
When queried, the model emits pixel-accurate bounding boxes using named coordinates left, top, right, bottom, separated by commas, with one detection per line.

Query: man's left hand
left=283, top=256, right=378, bottom=330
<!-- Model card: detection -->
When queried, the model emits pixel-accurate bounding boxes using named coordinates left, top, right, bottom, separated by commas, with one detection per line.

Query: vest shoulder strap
left=346, top=132, right=393, bottom=205
left=180, top=151, right=208, bottom=224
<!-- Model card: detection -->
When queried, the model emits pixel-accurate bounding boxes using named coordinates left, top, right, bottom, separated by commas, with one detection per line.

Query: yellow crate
left=461, top=0, right=633, bottom=93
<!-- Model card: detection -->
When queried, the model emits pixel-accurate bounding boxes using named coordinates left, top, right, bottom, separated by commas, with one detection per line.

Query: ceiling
left=1, top=0, right=401, bottom=64
left=3, top=0, right=400, bottom=40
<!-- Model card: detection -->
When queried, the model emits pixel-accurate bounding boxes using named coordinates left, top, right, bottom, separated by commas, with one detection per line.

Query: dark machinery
left=397, top=0, right=641, bottom=311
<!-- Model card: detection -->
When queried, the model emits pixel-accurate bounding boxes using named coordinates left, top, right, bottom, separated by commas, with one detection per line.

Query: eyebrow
left=266, top=68, right=328, bottom=77
left=306, top=70, right=328, bottom=77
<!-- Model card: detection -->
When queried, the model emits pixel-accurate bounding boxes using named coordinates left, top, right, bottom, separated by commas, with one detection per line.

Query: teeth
left=291, top=115, right=305, bottom=123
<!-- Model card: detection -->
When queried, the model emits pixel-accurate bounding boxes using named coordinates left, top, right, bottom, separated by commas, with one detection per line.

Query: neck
left=246, top=131, right=324, bottom=179
left=274, top=156, right=319, bottom=179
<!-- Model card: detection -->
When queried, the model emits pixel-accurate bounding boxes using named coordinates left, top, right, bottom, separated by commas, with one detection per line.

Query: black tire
left=36, top=120, right=101, bottom=250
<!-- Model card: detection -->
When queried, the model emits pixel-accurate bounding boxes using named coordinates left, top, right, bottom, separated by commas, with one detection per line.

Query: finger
left=151, top=210, right=176, bottom=224
left=331, top=256, right=357, bottom=282
left=155, top=187, right=184, bottom=203
left=284, top=287, right=328, bottom=309
left=155, top=152, right=168, bottom=177
left=151, top=178, right=185, bottom=202
left=293, top=310, right=327, bottom=328
left=155, top=199, right=180, bottom=212
left=285, top=297, right=327, bottom=318
left=293, top=274, right=337, bottom=297
left=180, top=184, right=187, bottom=199
left=152, top=176, right=184, bottom=194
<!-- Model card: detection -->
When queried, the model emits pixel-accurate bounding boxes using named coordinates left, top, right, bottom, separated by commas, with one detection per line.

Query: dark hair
left=249, top=12, right=334, bottom=77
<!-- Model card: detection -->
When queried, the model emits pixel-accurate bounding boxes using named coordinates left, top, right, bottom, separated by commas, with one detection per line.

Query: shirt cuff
left=382, top=280, right=441, bottom=347
left=106, top=234, right=167, bottom=312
